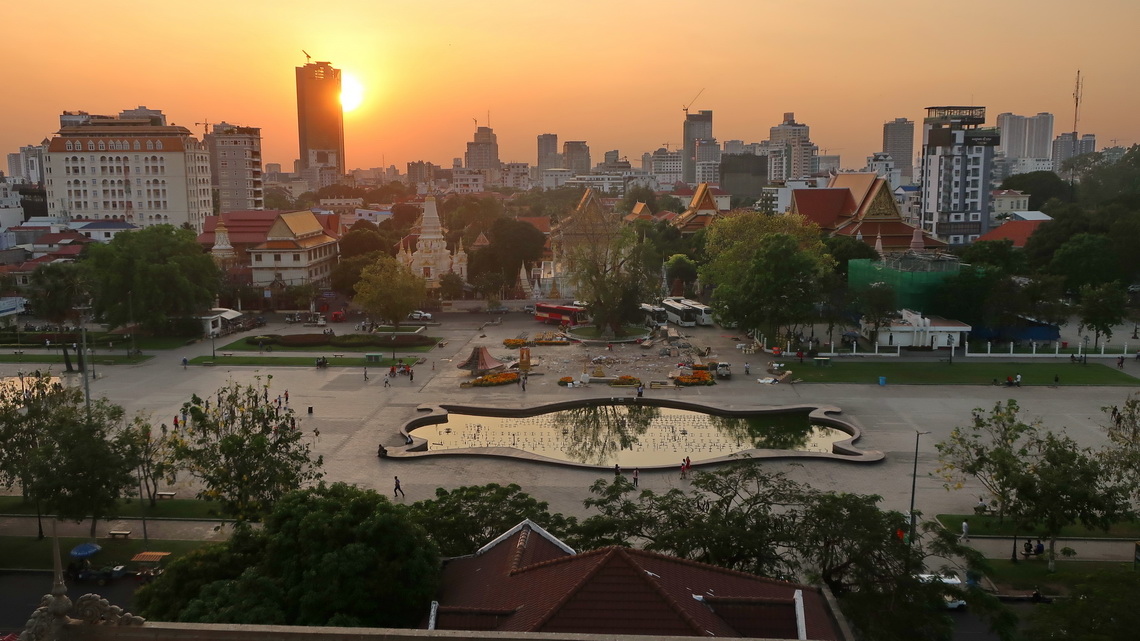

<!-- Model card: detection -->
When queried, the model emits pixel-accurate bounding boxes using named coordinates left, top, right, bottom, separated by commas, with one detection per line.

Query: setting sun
left=340, top=72, right=363, bottom=112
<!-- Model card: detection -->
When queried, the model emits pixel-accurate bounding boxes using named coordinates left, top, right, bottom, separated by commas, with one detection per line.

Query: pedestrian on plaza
left=173, top=415, right=179, bottom=428
left=1118, top=356, right=1125, bottom=369
left=284, top=390, right=289, bottom=404
left=744, top=362, right=750, bottom=375
left=633, top=468, right=639, bottom=488
left=636, top=384, right=644, bottom=398
left=614, top=463, right=621, bottom=476
left=1014, top=373, right=1022, bottom=387
left=680, top=460, right=687, bottom=480
left=384, top=377, right=390, bottom=388
left=364, top=367, right=369, bottom=381
left=393, top=476, right=405, bottom=498
left=960, top=519, right=970, bottom=542
left=521, top=376, right=527, bottom=392
left=409, top=368, right=414, bottom=382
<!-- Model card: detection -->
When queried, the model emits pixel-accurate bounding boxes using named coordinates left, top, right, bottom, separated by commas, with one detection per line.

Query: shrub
left=245, top=334, right=281, bottom=346
left=278, top=334, right=330, bottom=347
left=470, top=371, right=519, bottom=387
left=611, top=375, right=642, bottom=387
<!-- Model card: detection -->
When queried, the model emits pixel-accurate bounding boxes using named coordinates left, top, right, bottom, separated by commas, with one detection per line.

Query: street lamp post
left=948, top=335, right=955, bottom=365
left=1083, top=335, right=1089, bottom=365
left=211, top=332, right=216, bottom=359
left=908, top=430, right=931, bottom=568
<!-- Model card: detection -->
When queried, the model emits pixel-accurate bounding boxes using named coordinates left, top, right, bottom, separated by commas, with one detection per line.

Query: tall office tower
left=407, top=161, right=436, bottom=187
left=1025, top=113, right=1054, bottom=158
left=997, top=112, right=1054, bottom=160
left=537, top=133, right=559, bottom=170
left=682, top=109, right=713, bottom=183
left=1051, top=132, right=1078, bottom=172
left=562, top=141, right=591, bottom=175
left=1079, top=134, right=1096, bottom=155
left=465, top=126, right=500, bottom=170
left=918, top=106, right=1000, bottom=244
left=882, top=117, right=915, bottom=180
left=7, top=144, right=45, bottom=182
left=42, top=108, right=213, bottom=231
left=695, top=139, right=721, bottom=164
left=295, top=61, right=345, bottom=178
left=204, top=122, right=264, bottom=213
left=766, top=112, right=817, bottom=182
left=640, top=152, right=653, bottom=172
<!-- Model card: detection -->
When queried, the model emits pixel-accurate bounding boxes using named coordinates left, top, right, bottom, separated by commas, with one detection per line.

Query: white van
left=918, top=572, right=967, bottom=609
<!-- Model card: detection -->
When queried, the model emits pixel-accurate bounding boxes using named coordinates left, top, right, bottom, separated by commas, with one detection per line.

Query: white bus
left=639, top=303, right=668, bottom=328
left=680, top=299, right=714, bottom=326
left=661, top=299, right=698, bottom=327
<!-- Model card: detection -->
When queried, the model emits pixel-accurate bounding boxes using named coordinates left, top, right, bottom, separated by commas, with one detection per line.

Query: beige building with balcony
left=248, top=211, right=339, bottom=288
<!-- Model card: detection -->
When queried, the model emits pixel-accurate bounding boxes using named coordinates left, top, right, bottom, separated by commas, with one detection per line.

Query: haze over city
left=4, top=0, right=1140, bottom=170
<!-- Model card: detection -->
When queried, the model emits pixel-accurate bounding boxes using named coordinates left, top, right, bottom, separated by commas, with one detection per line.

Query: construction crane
left=1072, top=69, right=1083, bottom=134
left=302, top=49, right=311, bottom=64
left=194, top=120, right=213, bottom=136
left=682, top=88, right=705, bottom=116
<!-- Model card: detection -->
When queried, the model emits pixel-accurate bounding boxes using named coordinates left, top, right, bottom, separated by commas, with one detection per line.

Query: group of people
left=680, top=456, right=692, bottom=479
left=1021, top=539, right=1046, bottom=558
left=1001, top=373, right=1022, bottom=387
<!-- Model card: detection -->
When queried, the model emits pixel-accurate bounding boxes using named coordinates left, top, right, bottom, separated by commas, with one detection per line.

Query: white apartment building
left=541, top=169, right=572, bottom=190
left=501, top=162, right=531, bottom=191
left=650, top=148, right=682, bottom=186
left=451, top=168, right=485, bottom=194
left=694, top=161, right=721, bottom=185
left=919, top=106, right=999, bottom=244
left=43, top=110, right=212, bottom=232
left=204, top=123, right=264, bottom=213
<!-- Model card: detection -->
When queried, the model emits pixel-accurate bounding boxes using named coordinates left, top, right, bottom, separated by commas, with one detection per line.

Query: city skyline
left=4, top=0, right=1139, bottom=175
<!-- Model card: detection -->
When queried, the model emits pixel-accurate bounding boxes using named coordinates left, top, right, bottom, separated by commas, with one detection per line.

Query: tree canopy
left=84, top=225, right=219, bottom=333
left=353, top=255, right=426, bottom=328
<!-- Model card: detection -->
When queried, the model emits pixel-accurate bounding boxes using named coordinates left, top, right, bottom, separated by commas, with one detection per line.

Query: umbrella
left=70, top=543, right=101, bottom=559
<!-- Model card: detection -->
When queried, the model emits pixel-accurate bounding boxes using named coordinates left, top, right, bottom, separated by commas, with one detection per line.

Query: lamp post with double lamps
left=908, top=430, right=931, bottom=569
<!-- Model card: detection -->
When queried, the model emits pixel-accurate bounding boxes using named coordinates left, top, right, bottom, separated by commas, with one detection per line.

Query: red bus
left=535, top=303, right=588, bottom=326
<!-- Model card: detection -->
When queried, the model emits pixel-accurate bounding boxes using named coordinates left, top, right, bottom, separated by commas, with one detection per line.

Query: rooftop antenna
left=487, top=110, right=491, bottom=128
left=473, top=117, right=478, bottom=128
left=682, top=88, right=705, bottom=115
left=302, top=50, right=311, bottom=64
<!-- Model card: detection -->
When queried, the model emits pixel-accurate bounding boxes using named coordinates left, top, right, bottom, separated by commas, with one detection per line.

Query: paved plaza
left=3, top=312, right=1136, bottom=526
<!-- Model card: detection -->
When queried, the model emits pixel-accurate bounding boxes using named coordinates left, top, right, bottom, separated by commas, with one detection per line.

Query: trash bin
left=1061, top=341, right=1068, bottom=349
left=878, top=376, right=887, bottom=386
left=308, top=406, right=313, bottom=414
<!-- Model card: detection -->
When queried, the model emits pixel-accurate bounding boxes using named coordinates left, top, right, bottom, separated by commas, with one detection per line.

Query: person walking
left=680, top=460, right=687, bottom=480
left=632, top=468, right=639, bottom=488
left=384, top=376, right=390, bottom=388
left=960, top=519, right=970, bottom=542
left=636, top=384, right=644, bottom=398
left=409, top=368, right=414, bottom=382
left=614, top=463, right=621, bottom=477
left=364, top=367, right=369, bottom=381
left=393, top=476, right=405, bottom=498
left=744, top=362, right=750, bottom=375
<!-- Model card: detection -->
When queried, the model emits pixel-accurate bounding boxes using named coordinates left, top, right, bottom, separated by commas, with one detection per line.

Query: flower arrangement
left=558, top=376, right=574, bottom=386
left=503, top=338, right=528, bottom=348
left=470, top=371, right=520, bottom=387
left=691, top=363, right=710, bottom=371
left=676, top=370, right=715, bottom=386
left=611, top=375, right=642, bottom=387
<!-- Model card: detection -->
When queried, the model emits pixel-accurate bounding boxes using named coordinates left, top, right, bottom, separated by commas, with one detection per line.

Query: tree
left=1077, top=282, right=1128, bottom=348
left=1000, top=170, right=1072, bottom=209
left=338, top=229, right=387, bottom=260
left=701, top=212, right=830, bottom=290
left=957, top=239, right=1026, bottom=275
left=1102, top=393, right=1140, bottom=503
left=408, top=483, right=576, bottom=557
left=330, top=251, right=384, bottom=297
left=142, top=484, right=440, bottom=628
left=615, top=185, right=657, bottom=214
left=437, top=271, right=465, bottom=300
left=1026, top=569, right=1140, bottom=640
left=1011, top=431, right=1130, bottom=571
left=824, top=234, right=879, bottom=277
left=27, top=262, right=88, bottom=326
left=483, top=217, right=546, bottom=279
left=664, top=254, right=697, bottom=295
left=389, top=202, right=420, bottom=229
left=711, top=233, right=828, bottom=340
left=1049, top=233, right=1124, bottom=292
left=569, top=228, right=659, bottom=336
left=657, top=195, right=684, bottom=214
left=171, top=377, right=324, bottom=522
left=859, top=283, right=897, bottom=345
left=27, top=385, right=137, bottom=538
left=934, top=400, right=1040, bottom=519
left=121, top=414, right=180, bottom=506
left=1022, top=204, right=1095, bottom=271
left=263, top=186, right=294, bottom=211
left=353, top=255, right=426, bottom=329
left=85, top=225, right=219, bottom=333
left=1020, top=275, right=1070, bottom=328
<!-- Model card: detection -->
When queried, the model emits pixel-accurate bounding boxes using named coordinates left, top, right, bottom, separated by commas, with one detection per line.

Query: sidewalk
left=964, top=535, right=1136, bottom=562
left=0, top=515, right=232, bottom=542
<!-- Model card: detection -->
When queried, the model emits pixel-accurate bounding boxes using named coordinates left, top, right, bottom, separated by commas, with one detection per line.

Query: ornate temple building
left=544, top=188, right=622, bottom=298
left=397, top=196, right=467, bottom=289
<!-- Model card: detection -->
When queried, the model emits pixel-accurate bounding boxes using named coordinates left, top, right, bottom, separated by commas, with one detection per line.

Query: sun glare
left=340, top=73, right=364, bottom=112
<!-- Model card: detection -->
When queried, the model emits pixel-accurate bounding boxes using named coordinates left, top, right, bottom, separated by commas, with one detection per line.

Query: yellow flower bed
left=558, top=376, right=574, bottom=386
left=503, top=339, right=528, bottom=348
left=471, top=371, right=520, bottom=387
left=676, top=370, right=715, bottom=386
left=610, top=375, right=642, bottom=387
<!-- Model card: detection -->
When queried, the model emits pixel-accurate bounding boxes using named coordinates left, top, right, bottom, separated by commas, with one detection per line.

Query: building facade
left=43, top=109, right=212, bottom=232
left=767, top=112, right=817, bottom=183
left=296, top=61, right=345, bottom=177
left=650, top=148, right=682, bottom=185
left=562, top=141, right=591, bottom=175
left=204, top=123, right=264, bottom=213
left=397, top=196, right=467, bottom=288
left=918, top=106, right=1000, bottom=244
left=537, top=133, right=559, bottom=170
left=465, top=126, right=500, bottom=171
left=248, top=210, right=338, bottom=287
left=682, top=110, right=713, bottom=184
left=882, top=117, right=915, bottom=181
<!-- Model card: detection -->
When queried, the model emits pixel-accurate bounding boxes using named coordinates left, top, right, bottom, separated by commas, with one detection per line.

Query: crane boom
left=682, top=88, right=705, bottom=115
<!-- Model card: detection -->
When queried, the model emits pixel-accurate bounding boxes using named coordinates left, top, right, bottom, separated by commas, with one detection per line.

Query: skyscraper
left=295, top=61, right=345, bottom=178
left=562, top=141, right=591, bottom=175
left=682, top=110, right=713, bottom=184
left=766, top=112, right=817, bottom=183
left=465, top=126, right=501, bottom=171
left=997, top=112, right=1053, bottom=159
left=882, top=117, right=914, bottom=181
left=537, top=133, right=559, bottom=170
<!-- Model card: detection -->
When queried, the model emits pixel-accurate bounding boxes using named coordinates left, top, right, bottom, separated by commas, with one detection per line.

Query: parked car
left=486, top=305, right=509, bottom=314
left=408, top=311, right=433, bottom=321
left=522, top=304, right=537, bottom=314
left=918, top=572, right=967, bottom=609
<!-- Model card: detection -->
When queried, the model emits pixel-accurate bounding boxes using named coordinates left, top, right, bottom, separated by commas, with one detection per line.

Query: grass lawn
left=983, top=559, right=1132, bottom=594
left=0, top=536, right=212, bottom=570
left=935, top=514, right=1140, bottom=538
left=789, top=361, right=1136, bottom=385
left=217, top=336, right=441, bottom=354
left=0, top=496, right=230, bottom=520
left=0, top=354, right=153, bottom=365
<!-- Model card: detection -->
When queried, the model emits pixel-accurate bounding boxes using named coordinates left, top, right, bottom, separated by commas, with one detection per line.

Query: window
left=274, top=254, right=281, bottom=261
left=255, top=255, right=262, bottom=262
left=292, top=253, right=301, bottom=261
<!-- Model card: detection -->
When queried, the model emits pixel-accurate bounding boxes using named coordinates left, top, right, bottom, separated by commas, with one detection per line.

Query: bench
left=12, top=350, right=23, bottom=355
left=332, top=353, right=344, bottom=358
left=649, top=381, right=673, bottom=390
left=156, top=491, right=177, bottom=500
left=1020, top=548, right=1044, bottom=560
left=221, top=352, right=234, bottom=357
left=108, top=530, right=132, bottom=539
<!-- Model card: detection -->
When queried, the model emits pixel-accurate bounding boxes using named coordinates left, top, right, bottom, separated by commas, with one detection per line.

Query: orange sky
left=4, top=0, right=1139, bottom=173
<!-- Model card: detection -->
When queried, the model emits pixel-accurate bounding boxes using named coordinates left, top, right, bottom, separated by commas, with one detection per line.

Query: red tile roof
left=974, top=219, right=1044, bottom=248
left=791, top=189, right=857, bottom=228
left=516, top=216, right=551, bottom=234
left=432, top=521, right=842, bottom=639
left=199, top=211, right=286, bottom=246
